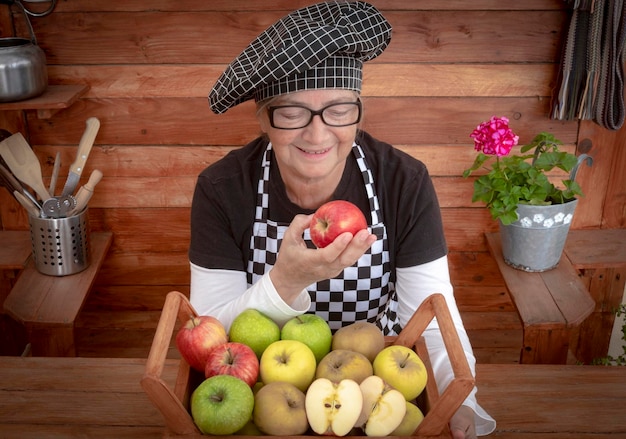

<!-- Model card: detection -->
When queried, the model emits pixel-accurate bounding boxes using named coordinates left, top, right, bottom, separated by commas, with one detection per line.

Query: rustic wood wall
left=1, top=1, right=624, bottom=362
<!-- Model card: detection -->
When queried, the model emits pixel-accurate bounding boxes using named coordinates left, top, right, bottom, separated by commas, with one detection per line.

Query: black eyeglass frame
left=267, top=99, right=362, bottom=130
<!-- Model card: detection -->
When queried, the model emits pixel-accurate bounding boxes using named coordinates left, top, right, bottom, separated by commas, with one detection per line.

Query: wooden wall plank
left=46, top=64, right=557, bottom=98
left=26, top=97, right=579, bottom=146
left=46, top=0, right=566, bottom=13
left=29, top=11, right=567, bottom=64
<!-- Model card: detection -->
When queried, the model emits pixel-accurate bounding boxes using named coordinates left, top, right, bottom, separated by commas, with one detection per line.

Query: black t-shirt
left=189, top=130, right=448, bottom=282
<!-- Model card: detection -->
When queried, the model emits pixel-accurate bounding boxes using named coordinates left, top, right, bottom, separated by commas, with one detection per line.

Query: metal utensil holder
left=29, top=208, right=91, bottom=276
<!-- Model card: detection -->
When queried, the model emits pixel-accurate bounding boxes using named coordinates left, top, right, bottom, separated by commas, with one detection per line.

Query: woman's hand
left=449, top=405, right=476, bottom=439
left=270, top=214, right=377, bottom=304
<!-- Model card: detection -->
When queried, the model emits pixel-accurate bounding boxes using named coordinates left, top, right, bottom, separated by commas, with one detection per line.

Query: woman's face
left=257, top=89, right=359, bottom=185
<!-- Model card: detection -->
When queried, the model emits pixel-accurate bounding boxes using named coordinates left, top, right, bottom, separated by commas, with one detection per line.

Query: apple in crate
left=281, top=314, right=332, bottom=363
left=259, top=339, right=316, bottom=392
left=305, top=378, right=363, bottom=436
left=253, top=381, right=308, bottom=435
left=391, top=401, right=425, bottom=436
left=190, top=374, right=254, bottom=435
left=204, top=341, right=259, bottom=387
left=310, top=200, right=367, bottom=248
left=331, top=321, right=386, bottom=362
left=357, top=375, right=406, bottom=436
left=175, top=315, right=228, bottom=372
left=229, top=308, right=280, bottom=359
left=315, top=349, right=373, bottom=384
left=373, top=345, right=428, bottom=401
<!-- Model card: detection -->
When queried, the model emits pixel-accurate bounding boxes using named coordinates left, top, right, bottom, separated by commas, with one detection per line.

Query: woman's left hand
left=449, top=405, right=476, bottom=439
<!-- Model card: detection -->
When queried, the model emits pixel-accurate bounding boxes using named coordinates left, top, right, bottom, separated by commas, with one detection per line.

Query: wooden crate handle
left=395, top=293, right=475, bottom=437
left=141, top=291, right=200, bottom=435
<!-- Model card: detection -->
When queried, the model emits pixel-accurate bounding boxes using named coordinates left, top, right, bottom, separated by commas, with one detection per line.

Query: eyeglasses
left=267, top=99, right=362, bottom=130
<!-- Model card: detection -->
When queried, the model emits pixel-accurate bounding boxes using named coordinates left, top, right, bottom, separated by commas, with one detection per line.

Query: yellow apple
left=390, top=401, right=425, bottom=435
left=372, top=345, right=427, bottom=401
left=253, top=381, right=308, bottom=435
left=331, top=321, right=385, bottom=362
left=305, top=378, right=363, bottom=436
left=315, top=349, right=373, bottom=384
left=356, top=375, right=406, bottom=436
left=259, top=339, right=316, bottom=392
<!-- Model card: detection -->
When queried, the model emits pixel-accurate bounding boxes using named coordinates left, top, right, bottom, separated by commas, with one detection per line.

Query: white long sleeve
left=189, top=262, right=310, bottom=331
left=395, top=257, right=496, bottom=436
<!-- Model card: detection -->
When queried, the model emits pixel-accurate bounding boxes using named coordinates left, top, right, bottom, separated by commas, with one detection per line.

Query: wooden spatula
left=0, top=133, right=51, bottom=201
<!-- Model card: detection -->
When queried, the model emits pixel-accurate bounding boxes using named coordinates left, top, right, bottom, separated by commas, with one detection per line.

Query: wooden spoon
left=0, top=133, right=51, bottom=201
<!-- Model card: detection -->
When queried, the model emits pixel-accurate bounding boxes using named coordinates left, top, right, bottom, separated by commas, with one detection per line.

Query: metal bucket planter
left=499, top=199, right=578, bottom=272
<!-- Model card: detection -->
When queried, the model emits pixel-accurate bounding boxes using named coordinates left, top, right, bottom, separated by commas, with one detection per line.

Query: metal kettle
left=0, top=1, right=48, bottom=102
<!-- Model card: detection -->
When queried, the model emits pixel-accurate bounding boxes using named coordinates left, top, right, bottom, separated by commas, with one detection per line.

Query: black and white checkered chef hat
left=208, top=1, right=392, bottom=114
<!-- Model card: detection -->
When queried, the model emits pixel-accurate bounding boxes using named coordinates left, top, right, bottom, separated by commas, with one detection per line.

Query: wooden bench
left=2, top=231, right=113, bottom=357
left=564, top=229, right=626, bottom=363
left=0, top=356, right=624, bottom=438
left=0, top=231, right=33, bottom=355
left=486, top=232, right=596, bottom=364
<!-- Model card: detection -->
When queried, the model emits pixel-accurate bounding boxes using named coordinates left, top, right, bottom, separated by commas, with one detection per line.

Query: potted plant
left=463, top=116, right=592, bottom=272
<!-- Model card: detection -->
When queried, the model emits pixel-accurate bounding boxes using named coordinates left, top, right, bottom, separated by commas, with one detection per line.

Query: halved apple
left=356, top=375, right=406, bottom=436
left=305, top=378, right=363, bottom=436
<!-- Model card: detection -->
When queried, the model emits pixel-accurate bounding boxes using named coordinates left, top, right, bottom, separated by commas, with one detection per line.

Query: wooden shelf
left=0, top=84, right=89, bottom=119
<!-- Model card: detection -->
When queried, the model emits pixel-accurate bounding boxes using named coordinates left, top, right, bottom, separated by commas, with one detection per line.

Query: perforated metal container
left=29, top=209, right=91, bottom=276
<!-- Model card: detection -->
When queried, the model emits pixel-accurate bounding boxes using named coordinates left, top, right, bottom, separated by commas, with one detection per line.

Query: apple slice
left=357, top=375, right=406, bottom=437
left=305, top=378, right=363, bottom=436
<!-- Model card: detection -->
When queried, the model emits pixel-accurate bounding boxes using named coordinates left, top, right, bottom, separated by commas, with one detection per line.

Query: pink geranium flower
left=470, top=116, right=519, bottom=156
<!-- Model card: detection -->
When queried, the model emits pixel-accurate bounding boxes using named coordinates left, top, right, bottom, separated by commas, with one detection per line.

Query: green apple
left=190, top=375, right=254, bottom=435
left=281, top=314, right=332, bottom=363
left=259, top=339, right=316, bottom=392
left=229, top=309, right=280, bottom=359
left=331, top=321, right=386, bottom=362
left=305, top=378, right=363, bottom=436
left=390, top=401, right=425, bottom=436
left=372, top=345, right=428, bottom=401
left=253, top=381, right=308, bottom=435
left=315, top=349, right=373, bottom=384
left=357, top=375, right=406, bottom=436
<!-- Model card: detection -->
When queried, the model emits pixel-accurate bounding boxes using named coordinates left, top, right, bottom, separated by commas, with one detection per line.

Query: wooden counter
left=0, top=356, right=624, bottom=438
left=3, top=231, right=113, bottom=356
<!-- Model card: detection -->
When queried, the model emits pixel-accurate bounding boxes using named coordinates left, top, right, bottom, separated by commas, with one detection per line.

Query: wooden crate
left=141, top=291, right=475, bottom=438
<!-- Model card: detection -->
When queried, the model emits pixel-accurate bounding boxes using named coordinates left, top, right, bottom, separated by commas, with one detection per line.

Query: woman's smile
left=295, top=144, right=333, bottom=156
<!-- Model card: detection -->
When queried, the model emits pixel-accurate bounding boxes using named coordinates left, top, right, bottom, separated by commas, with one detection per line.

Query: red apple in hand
left=205, top=342, right=260, bottom=387
left=310, top=200, right=368, bottom=248
left=175, top=315, right=228, bottom=372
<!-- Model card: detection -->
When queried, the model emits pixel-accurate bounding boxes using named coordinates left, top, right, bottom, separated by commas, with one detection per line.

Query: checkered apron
left=247, top=143, right=402, bottom=335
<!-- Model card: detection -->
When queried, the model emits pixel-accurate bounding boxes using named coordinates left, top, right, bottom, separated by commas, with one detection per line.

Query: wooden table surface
left=0, top=356, right=624, bottom=438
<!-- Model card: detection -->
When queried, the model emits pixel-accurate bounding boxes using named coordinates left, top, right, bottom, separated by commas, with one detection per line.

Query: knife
left=61, top=117, right=100, bottom=197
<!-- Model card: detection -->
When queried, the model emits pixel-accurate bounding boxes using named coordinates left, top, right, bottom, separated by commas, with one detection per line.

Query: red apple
left=175, top=315, right=228, bottom=372
left=310, top=200, right=368, bottom=248
left=205, top=342, right=260, bottom=387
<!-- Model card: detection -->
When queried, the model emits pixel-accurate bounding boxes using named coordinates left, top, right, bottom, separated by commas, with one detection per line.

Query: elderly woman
left=189, top=2, right=495, bottom=437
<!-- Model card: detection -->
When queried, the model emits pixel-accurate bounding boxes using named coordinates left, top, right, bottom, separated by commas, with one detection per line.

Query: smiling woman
left=188, top=2, right=495, bottom=437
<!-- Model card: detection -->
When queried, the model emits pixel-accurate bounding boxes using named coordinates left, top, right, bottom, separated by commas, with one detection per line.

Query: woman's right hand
left=269, top=214, right=377, bottom=304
